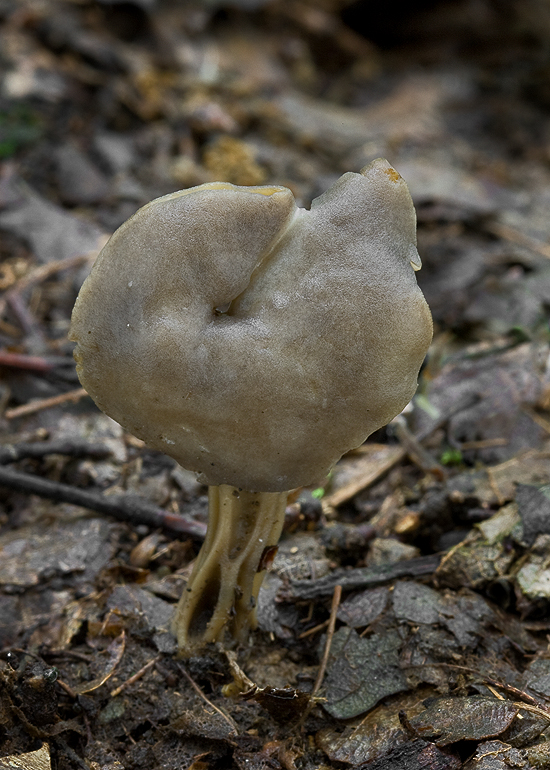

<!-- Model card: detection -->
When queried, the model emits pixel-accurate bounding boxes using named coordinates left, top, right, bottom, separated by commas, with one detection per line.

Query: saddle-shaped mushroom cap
left=70, top=158, right=432, bottom=494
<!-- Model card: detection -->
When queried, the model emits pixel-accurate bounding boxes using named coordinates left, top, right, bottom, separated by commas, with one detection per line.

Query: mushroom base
left=174, top=484, right=288, bottom=655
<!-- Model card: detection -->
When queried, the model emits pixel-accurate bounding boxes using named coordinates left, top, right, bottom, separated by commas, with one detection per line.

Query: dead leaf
left=317, top=689, right=433, bottom=766
left=0, top=518, right=116, bottom=589
left=0, top=744, right=51, bottom=770
left=241, top=686, right=310, bottom=724
left=321, top=627, right=408, bottom=719
left=515, top=534, right=550, bottom=602
left=463, top=740, right=533, bottom=770
left=515, top=484, right=550, bottom=546
left=415, top=344, right=550, bottom=466
left=336, top=585, right=390, bottom=629
left=357, top=739, right=462, bottom=770
left=0, top=171, right=106, bottom=265
left=403, top=696, right=518, bottom=746
left=325, top=444, right=404, bottom=507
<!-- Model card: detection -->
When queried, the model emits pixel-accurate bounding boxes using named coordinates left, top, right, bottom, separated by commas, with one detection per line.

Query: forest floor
left=2, top=1, right=550, bottom=769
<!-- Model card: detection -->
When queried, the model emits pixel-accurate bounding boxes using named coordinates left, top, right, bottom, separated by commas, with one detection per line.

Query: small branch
left=392, top=416, right=446, bottom=478
left=4, top=387, right=89, bottom=419
left=6, top=292, right=46, bottom=344
left=0, top=439, right=112, bottom=465
left=281, top=554, right=441, bottom=601
left=522, top=405, right=550, bottom=436
left=486, top=221, right=550, bottom=260
left=0, top=251, right=97, bottom=326
left=110, top=656, right=160, bottom=697
left=311, top=584, right=342, bottom=698
left=177, top=663, right=239, bottom=736
left=511, top=702, right=550, bottom=722
left=298, top=619, right=329, bottom=639
left=0, top=465, right=207, bottom=539
left=56, top=679, right=78, bottom=699
left=410, top=663, right=550, bottom=714
left=14, top=253, right=96, bottom=292
left=0, top=350, right=59, bottom=372
left=298, top=584, right=342, bottom=730
left=41, top=649, right=94, bottom=664
left=325, top=395, right=478, bottom=508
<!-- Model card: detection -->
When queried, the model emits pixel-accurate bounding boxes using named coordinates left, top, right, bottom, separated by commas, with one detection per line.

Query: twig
left=511, top=702, right=550, bottom=722
left=0, top=465, right=207, bottom=538
left=13, top=253, right=95, bottom=292
left=325, top=395, right=479, bottom=508
left=177, top=663, right=239, bottom=735
left=56, top=678, right=78, bottom=699
left=274, top=2, right=374, bottom=58
left=223, top=649, right=256, bottom=692
left=5, top=388, right=89, bottom=419
left=311, top=584, right=341, bottom=699
left=297, top=584, right=342, bottom=730
left=325, top=445, right=404, bottom=508
left=298, top=619, right=329, bottom=639
left=404, top=662, right=550, bottom=713
left=281, top=553, right=441, bottom=601
left=41, top=649, right=94, bottom=664
left=74, top=632, right=125, bottom=695
left=0, top=318, right=21, bottom=339
left=0, top=253, right=97, bottom=319
left=110, top=656, right=160, bottom=697
left=522, top=405, right=550, bottom=435
left=465, top=679, right=550, bottom=722
left=6, top=292, right=46, bottom=344
left=0, top=439, right=112, bottom=465
left=0, top=350, right=61, bottom=372
left=486, top=221, right=550, bottom=260
left=392, top=416, right=446, bottom=478
left=460, top=438, right=508, bottom=450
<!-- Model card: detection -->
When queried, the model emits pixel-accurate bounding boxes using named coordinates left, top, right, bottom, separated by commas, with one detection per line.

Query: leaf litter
left=2, top=0, right=550, bottom=768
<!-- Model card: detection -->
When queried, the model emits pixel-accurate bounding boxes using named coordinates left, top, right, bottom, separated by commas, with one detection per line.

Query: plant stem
left=174, top=484, right=288, bottom=654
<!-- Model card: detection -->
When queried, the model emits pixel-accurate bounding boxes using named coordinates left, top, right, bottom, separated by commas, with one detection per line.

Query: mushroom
left=70, top=158, right=432, bottom=655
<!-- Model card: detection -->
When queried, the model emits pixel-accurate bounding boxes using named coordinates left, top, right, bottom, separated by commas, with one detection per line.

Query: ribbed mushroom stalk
left=176, top=486, right=288, bottom=649
left=70, top=158, right=433, bottom=655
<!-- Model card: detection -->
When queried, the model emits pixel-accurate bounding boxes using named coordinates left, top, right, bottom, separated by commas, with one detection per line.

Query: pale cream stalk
left=174, top=485, right=288, bottom=653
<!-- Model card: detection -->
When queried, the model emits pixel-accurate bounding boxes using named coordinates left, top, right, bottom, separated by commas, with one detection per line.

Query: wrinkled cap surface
left=70, top=158, right=432, bottom=492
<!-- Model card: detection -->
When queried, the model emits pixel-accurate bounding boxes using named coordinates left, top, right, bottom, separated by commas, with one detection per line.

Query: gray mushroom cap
left=70, top=158, right=433, bottom=492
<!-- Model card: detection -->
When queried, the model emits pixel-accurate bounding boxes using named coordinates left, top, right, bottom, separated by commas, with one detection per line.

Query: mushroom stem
left=174, top=484, right=288, bottom=654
